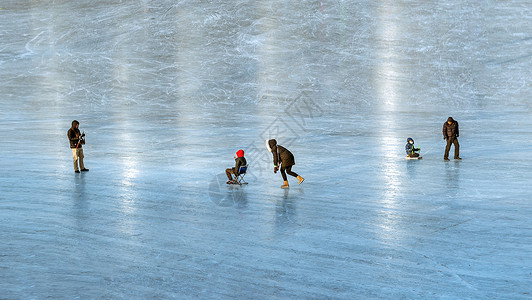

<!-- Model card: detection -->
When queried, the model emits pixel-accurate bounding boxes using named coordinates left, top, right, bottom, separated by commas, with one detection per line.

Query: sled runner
left=405, top=156, right=422, bottom=160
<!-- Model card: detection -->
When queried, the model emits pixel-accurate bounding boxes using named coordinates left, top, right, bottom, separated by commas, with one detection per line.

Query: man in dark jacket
left=267, top=139, right=304, bottom=188
left=226, top=149, right=247, bottom=184
left=67, top=120, right=89, bottom=173
left=442, top=117, right=461, bottom=161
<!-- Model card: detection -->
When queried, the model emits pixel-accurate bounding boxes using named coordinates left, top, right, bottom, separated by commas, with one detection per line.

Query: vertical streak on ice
left=255, top=2, right=289, bottom=161
left=375, top=1, right=405, bottom=242
left=174, top=7, right=202, bottom=101
left=108, top=24, right=140, bottom=236
left=171, top=6, right=207, bottom=173
left=116, top=123, right=140, bottom=235
left=256, top=2, right=282, bottom=98
left=376, top=1, right=399, bottom=111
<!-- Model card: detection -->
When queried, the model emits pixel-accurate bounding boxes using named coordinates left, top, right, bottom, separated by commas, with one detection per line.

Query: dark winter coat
left=442, top=117, right=459, bottom=140
left=234, top=157, right=247, bottom=175
left=405, top=143, right=420, bottom=155
left=268, top=139, right=295, bottom=167
left=67, top=127, right=82, bottom=149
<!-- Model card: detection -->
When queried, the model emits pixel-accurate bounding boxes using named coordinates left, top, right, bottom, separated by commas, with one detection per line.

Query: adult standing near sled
left=267, top=139, right=304, bottom=189
left=67, top=120, right=89, bottom=173
left=442, top=117, right=461, bottom=161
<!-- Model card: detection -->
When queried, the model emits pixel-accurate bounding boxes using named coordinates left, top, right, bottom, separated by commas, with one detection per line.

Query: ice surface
left=1, top=0, right=532, bottom=298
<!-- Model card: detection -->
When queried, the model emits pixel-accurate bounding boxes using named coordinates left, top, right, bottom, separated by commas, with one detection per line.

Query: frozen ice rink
left=1, top=0, right=532, bottom=298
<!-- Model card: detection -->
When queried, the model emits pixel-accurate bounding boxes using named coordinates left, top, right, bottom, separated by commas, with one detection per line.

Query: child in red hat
left=226, top=149, right=247, bottom=184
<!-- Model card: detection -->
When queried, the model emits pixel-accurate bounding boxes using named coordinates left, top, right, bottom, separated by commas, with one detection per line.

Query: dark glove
left=274, top=166, right=278, bottom=173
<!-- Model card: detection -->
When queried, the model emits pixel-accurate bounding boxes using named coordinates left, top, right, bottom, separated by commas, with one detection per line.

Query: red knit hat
left=236, top=149, right=244, bottom=157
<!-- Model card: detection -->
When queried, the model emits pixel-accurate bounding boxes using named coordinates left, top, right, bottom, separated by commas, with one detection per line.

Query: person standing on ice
left=67, top=120, right=89, bottom=173
left=225, top=149, right=246, bottom=184
left=405, top=137, right=420, bottom=158
left=267, top=139, right=304, bottom=189
left=442, top=117, right=461, bottom=161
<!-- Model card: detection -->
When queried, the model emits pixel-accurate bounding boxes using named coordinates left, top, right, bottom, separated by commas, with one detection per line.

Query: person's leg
left=286, top=166, right=304, bottom=184
left=444, top=139, right=452, bottom=160
left=225, top=168, right=234, bottom=181
left=279, top=166, right=289, bottom=188
left=453, top=138, right=460, bottom=159
left=72, top=149, right=79, bottom=171
left=285, top=166, right=299, bottom=178
left=78, top=148, right=85, bottom=170
left=280, top=166, right=288, bottom=181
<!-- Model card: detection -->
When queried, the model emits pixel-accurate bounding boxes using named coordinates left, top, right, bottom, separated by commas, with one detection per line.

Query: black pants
left=280, top=165, right=298, bottom=181
left=444, top=138, right=460, bottom=159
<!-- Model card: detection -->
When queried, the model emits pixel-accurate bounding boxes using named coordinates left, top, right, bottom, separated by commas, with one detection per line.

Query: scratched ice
left=1, top=1, right=531, bottom=298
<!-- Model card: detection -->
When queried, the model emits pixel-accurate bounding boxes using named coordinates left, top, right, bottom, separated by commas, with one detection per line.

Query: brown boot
left=281, top=181, right=289, bottom=189
left=297, top=175, right=304, bottom=184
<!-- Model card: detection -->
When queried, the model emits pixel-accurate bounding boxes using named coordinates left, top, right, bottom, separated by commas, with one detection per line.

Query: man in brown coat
left=67, top=120, right=89, bottom=173
left=267, top=139, right=304, bottom=188
left=442, top=117, right=461, bottom=161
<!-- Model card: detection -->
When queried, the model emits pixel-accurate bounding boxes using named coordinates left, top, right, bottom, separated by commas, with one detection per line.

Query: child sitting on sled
left=405, top=137, right=420, bottom=158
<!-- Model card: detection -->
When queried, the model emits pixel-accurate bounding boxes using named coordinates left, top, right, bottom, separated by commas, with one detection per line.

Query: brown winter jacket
left=268, top=139, right=295, bottom=167
left=443, top=117, right=459, bottom=140
left=67, top=128, right=82, bottom=149
left=234, top=157, right=247, bottom=175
